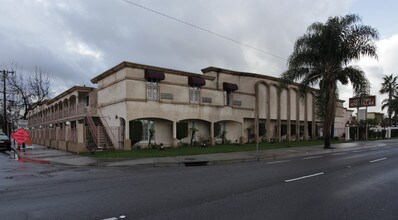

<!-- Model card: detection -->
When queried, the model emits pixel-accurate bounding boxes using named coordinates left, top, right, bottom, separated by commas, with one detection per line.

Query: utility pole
left=1, top=69, right=14, bottom=135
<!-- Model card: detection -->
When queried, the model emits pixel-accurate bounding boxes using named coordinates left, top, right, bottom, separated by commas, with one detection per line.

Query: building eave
left=91, top=61, right=216, bottom=84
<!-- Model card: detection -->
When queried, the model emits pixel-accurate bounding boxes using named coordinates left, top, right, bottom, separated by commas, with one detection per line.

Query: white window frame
left=147, top=81, right=159, bottom=100
left=189, top=86, right=200, bottom=104
left=224, top=91, right=233, bottom=106
left=141, top=120, right=155, bottom=142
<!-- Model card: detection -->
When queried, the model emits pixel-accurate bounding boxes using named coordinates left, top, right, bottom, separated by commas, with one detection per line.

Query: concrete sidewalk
left=11, top=140, right=393, bottom=167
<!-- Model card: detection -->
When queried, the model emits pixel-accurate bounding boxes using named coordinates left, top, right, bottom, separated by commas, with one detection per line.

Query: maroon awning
left=223, top=82, right=238, bottom=91
left=188, top=76, right=206, bottom=87
left=145, top=69, right=165, bottom=81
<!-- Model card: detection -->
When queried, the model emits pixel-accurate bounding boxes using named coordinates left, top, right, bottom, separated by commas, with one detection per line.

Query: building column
left=312, top=93, right=316, bottom=140
left=76, top=121, right=85, bottom=154
left=210, top=122, right=215, bottom=146
left=345, top=126, right=350, bottom=141
left=266, top=85, right=271, bottom=142
left=296, top=92, right=300, bottom=141
left=55, top=125, right=60, bottom=149
left=172, top=121, right=178, bottom=147
left=254, top=84, right=259, bottom=144
left=287, top=88, right=291, bottom=141
left=277, top=88, right=281, bottom=142
left=240, top=122, right=244, bottom=144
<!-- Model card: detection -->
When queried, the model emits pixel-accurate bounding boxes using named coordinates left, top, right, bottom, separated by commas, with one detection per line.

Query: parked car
left=0, top=134, right=11, bottom=151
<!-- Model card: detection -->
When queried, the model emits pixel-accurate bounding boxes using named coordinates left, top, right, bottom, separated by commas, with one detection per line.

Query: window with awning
left=188, top=76, right=206, bottom=87
left=223, top=82, right=238, bottom=92
left=145, top=69, right=165, bottom=81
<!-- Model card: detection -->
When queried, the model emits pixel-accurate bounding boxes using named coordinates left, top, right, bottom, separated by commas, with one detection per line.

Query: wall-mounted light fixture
left=39, top=125, right=42, bottom=129
left=65, top=121, right=71, bottom=126
left=49, top=124, right=53, bottom=128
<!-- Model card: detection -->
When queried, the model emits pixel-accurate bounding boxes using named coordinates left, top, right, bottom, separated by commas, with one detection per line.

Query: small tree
left=221, top=130, right=227, bottom=144
left=147, top=128, right=155, bottom=148
left=189, top=127, right=199, bottom=146
left=8, top=66, right=51, bottom=120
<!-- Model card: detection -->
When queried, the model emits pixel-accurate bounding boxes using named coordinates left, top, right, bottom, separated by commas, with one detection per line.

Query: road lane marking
left=301, top=156, right=323, bottom=160
left=378, top=144, right=386, bottom=147
left=341, top=154, right=368, bottom=160
left=332, top=152, right=347, bottom=156
left=103, top=216, right=126, bottom=220
left=266, top=160, right=290, bottom=164
left=353, top=150, right=364, bottom=153
left=369, top=157, right=387, bottom=163
left=285, top=172, right=324, bottom=183
left=286, top=150, right=298, bottom=152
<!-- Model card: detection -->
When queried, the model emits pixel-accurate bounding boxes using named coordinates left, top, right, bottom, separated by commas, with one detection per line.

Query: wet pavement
left=9, top=139, right=397, bottom=167
left=1, top=139, right=398, bottom=219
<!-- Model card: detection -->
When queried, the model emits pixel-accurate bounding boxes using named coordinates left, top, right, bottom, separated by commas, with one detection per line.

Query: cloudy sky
left=1, top=0, right=397, bottom=113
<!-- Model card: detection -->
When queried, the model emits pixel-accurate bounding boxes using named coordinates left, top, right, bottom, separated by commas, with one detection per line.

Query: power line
left=121, top=0, right=288, bottom=62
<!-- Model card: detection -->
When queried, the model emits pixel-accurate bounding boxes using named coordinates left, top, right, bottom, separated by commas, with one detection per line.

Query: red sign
left=11, top=128, right=31, bottom=145
left=349, top=96, right=376, bottom=108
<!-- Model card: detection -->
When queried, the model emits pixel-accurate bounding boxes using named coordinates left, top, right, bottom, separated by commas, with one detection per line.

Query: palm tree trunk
left=324, top=82, right=337, bottom=149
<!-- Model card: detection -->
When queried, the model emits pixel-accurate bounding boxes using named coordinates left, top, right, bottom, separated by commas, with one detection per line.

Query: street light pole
left=1, top=69, right=14, bottom=135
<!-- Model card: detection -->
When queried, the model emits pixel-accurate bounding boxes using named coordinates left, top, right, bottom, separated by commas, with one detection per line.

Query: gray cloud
left=1, top=0, right=394, bottom=116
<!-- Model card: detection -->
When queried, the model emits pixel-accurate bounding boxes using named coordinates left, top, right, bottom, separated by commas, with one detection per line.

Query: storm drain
left=182, top=158, right=209, bottom=166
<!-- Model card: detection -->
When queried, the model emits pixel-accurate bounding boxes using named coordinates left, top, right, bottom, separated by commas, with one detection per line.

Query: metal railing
left=97, top=109, right=119, bottom=149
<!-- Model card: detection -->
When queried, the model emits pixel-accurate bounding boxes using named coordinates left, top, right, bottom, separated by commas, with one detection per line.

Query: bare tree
left=8, top=66, right=51, bottom=120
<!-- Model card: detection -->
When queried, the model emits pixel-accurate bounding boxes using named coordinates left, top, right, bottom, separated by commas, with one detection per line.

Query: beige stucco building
left=27, top=61, right=340, bottom=152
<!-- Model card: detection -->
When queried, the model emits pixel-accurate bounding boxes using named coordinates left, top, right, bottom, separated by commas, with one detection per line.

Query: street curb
left=14, top=140, right=394, bottom=167
left=13, top=148, right=50, bottom=164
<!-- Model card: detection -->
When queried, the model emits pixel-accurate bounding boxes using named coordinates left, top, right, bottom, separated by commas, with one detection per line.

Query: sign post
left=11, top=128, right=31, bottom=148
left=349, top=96, right=376, bottom=140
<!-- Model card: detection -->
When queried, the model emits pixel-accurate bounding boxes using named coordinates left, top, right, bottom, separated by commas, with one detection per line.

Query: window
left=84, top=96, right=90, bottom=106
left=224, top=91, right=233, bottom=106
left=147, top=81, right=159, bottom=100
left=189, top=87, right=200, bottom=104
left=141, top=120, right=155, bottom=141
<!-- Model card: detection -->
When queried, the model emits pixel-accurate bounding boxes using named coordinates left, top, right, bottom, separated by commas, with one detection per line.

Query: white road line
left=353, top=150, right=364, bottom=153
left=301, top=156, right=323, bottom=160
left=341, top=154, right=368, bottom=160
left=266, top=160, right=290, bottom=164
left=331, top=152, right=347, bottom=156
left=103, top=218, right=118, bottom=220
left=378, top=144, right=386, bottom=147
left=285, top=172, right=324, bottom=183
left=369, top=157, right=387, bottom=163
left=286, top=150, right=297, bottom=152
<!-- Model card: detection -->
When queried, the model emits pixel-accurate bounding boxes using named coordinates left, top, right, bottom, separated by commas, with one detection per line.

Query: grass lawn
left=82, top=140, right=339, bottom=159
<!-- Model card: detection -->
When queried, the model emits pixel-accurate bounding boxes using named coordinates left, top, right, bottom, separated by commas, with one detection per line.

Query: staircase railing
left=97, top=109, right=119, bottom=149
left=85, top=116, right=98, bottom=147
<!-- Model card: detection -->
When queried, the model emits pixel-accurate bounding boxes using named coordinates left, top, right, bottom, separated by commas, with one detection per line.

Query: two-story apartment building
left=27, top=61, right=338, bottom=153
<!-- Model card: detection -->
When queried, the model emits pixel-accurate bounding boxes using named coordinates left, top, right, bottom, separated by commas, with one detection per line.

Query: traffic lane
left=2, top=146, right=398, bottom=219
left=142, top=149, right=398, bottom=220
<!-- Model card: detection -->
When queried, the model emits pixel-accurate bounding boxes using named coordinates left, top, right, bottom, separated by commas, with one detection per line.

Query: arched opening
left=129, top=117, right=173, bottom=148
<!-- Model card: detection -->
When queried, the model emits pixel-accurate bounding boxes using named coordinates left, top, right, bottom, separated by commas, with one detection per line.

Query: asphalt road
left=1, top=140, right=398, bottom=220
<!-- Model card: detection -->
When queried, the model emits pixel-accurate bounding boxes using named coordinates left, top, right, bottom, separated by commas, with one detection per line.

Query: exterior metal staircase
left=85, top=116, right=114, bottom=151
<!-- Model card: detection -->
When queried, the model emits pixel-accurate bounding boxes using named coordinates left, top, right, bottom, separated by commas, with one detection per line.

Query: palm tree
left=282, top=14, right=379, bottom=148
left=379, top=74, right=398, bottom=125
left=382, top=95, right=398, bottom=126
